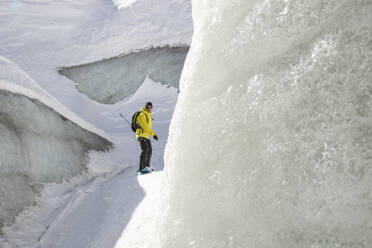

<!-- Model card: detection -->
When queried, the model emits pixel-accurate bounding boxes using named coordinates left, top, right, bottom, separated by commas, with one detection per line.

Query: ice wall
left=58, top=46, right=189, bottom=104
left=156, top=0, right=372, bottom=247
left=0, top=89, right=112, bottom=228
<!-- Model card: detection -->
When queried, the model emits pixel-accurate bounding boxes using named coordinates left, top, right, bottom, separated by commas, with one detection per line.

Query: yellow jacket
left=136, top=107, right=156, bottom=139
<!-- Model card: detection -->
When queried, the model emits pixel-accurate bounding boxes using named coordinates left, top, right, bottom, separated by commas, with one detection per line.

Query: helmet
left=145, top=101, right=153, bottom=108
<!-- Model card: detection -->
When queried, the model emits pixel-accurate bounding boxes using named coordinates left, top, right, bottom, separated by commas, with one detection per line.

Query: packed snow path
left=38, top=168, right=163, bottom=248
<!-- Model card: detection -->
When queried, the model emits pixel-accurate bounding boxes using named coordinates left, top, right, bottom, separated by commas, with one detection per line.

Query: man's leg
left=145, top=139, right=152, bottom=168
left=139, top=138, right=148, bottom=170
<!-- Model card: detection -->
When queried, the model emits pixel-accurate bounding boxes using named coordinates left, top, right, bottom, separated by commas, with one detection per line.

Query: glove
left=153, top=135, right=158, bottom=141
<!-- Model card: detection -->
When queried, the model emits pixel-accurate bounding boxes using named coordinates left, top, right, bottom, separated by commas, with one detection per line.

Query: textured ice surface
left=0, top=89, right=112, bottom=228
left=58, top=46, right=189, bottom=104
left=155, top=0, right=372, bottom=247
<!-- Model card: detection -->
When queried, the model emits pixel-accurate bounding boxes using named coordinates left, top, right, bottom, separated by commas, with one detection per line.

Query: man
left=136, top=101, right=158, bottom=174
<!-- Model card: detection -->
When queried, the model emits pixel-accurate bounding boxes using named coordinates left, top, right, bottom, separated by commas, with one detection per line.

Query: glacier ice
left=0, top=88, right=112, bottom=228
left=155, top=0, right=372, bottom=247
left=58, top=46, right=189, bottom=104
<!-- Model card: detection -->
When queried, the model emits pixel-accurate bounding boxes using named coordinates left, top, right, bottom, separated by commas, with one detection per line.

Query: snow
left=0, top=84, right=111, bottom=231
left=0, top=57, right=112, bottom=228
left=154, top=0, right=372, bottom=247
left=0, top=77, right=178, bottom=247
left=112, top=0, right=140, bottom=9
left=58, top=45, right=189, bottom=104
left=0, top=0, right=191, bottom=246
left=113, top=172, right=163, bottom=248
left=2, top=169, right=163, bottom=248
left=0, top=0, right=192, bottom=134
left=2, top=0, right=372, bottom=247
left=0, top=57, right=110, bottom=139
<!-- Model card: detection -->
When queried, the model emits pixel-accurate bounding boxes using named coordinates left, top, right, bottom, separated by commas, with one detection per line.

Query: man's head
left=145, top=101, right=153, bottom=113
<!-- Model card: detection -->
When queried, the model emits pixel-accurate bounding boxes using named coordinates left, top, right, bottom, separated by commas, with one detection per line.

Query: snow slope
left=1, top=78, right=178, bottom=248
left=0, top=0, right=192, bottom=246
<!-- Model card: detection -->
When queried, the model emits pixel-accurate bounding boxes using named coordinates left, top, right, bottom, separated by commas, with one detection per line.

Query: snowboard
left=137, top=167, right=155, bottom=175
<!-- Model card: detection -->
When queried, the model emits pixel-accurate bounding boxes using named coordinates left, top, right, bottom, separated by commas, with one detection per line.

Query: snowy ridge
left=58, top=45, right=189, bottom=104
left=57, top=43, right=190, bottom=68
left=0, top=57, right=110, bottom=140
left=63, top=0, right=193, bottom=66
left=0, top=56, right=52, bottom=101
left=0, top=80, right=110, bottom=141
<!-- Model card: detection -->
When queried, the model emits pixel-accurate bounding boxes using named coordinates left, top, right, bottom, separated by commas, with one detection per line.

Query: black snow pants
left=138, top=137, right=152, bottom=170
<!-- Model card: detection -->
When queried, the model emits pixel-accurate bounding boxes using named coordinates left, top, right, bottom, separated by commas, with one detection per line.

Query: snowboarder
left=135, top=101, right=158, bottom=174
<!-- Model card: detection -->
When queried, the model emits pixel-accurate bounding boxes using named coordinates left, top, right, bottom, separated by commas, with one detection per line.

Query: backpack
left=131, top=111, right=142, bottom=132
